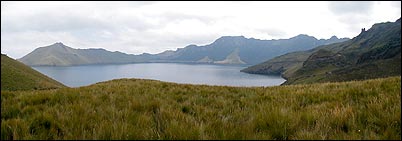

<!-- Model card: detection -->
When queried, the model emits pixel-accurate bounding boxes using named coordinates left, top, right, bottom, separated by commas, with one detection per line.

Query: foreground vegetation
left=1, top=76, right=400, bottom=140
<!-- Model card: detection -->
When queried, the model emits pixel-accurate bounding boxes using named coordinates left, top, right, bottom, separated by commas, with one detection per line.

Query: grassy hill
left=240, top=50, right=313, bottom=79
left=284, top=18, right=401, bottom=85
left=1, top=54, right=65, bottom=91
left=242, top=18, right=401, bottom=85
left=1, top=76, right=400, bottom=140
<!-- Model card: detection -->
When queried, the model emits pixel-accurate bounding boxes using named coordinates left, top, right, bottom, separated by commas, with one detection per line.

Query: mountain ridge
left=242, top=18, right=401, bottom=85
left=19, top=35, right=348, bottom=66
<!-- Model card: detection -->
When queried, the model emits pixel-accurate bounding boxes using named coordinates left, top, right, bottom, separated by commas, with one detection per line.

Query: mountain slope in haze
left=18, top=42, right=152, bottom=66
left=242, top=18, right=401, bottom=85
left=1, top=54, right=65, bottom=90
left=214, top=48, right=246, bottom=64
left=19, top=35, right=348, bottom=66
left=196, top=56, right=214, bottom=63
left=241, top=50, right=313, bottom=79
left=155, top=35, right=349, bottom=65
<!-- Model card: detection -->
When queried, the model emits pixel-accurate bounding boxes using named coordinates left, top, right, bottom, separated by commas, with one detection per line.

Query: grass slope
left=1, top=54, right=65, bottom=91
left=242, top=18, right=401, bottom=85
left=240, top=50, right=312, bottom=79
left=283, top=19, right=401, bottom=85
left=1, top=76, right=400, bottom=140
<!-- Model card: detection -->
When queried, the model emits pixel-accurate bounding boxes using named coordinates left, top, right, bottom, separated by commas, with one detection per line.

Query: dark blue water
left=32, top=63, right=286, bottom=87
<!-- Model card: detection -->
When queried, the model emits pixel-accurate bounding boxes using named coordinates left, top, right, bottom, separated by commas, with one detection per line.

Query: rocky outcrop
left=214, top=48, right=246, bottom=64
left=197, top=56, right=214, bottom=63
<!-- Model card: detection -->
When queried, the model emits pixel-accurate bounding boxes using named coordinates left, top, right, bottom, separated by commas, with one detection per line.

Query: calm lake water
left=33, top=63, right=286, bottom=87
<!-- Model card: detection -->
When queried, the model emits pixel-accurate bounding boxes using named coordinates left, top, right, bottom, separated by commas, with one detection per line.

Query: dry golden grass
left=1, top=76, right=400, bottom=139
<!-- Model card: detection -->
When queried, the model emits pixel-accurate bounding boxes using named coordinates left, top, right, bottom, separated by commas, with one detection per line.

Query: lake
left=33, top=63, right=286, bottom=87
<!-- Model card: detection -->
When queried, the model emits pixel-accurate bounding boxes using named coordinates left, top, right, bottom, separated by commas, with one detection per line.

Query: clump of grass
left=1, top=76, right=401, bottom=140
left=28, top=113, right=64, bottom=139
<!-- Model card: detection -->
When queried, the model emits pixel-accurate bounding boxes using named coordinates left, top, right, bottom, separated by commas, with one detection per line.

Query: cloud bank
left=1, top=1, right=400, bottom=59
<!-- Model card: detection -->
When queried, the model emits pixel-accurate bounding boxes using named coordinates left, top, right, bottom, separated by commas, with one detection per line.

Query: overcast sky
left=1, top=1, right=401, bottom=59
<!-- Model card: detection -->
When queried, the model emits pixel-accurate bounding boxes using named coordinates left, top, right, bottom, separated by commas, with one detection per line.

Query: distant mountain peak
left=291, top=34, right=316, bottom=40
left=53, top=42, right=65, bottom=46
left=213, top=36, right=247, bottom=45
left=49, top=42, right=69, bottom=49
left=296, top=34, right=310, bottom=37
left=295, top=34, right=309, bottom=37
left=220, top=35, right=246, bottom=38
left=216, top=35, right=246, bottom=41
left=329, top=35, right=338, bottom=40
left=18, top=42, right=142, bottom=66
left=186, top=44, right=198, bottom=47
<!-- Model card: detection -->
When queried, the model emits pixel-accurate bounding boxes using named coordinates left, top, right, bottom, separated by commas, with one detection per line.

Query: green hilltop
left=1, top=54, right=65, bottom=91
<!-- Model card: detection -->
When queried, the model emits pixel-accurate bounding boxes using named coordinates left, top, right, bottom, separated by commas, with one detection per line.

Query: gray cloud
left=339, top=15, right=372, bottom=33
left=328, top=1, right=374, bottom=15
left=337, top=14, right=371, bottom=25
left=257, top=28, right=287, bottom=38
left=1, top=6, right=155, bottom=33
left=328, top=1, right=375, bottom=33
left=1, top=1, right=400, bottom=59
left=2, top=13, right=107, bottom=33
left=155, top=12, right=219, bottom=25
left=390, top=1, right=401, bottom=9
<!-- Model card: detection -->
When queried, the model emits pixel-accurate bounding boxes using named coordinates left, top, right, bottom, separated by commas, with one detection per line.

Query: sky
left=1, top=1, right=401, bottom=59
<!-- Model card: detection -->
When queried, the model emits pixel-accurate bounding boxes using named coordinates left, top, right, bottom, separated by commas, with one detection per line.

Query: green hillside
left=240, top=50, right=313, bottom=79
left=284, top=18, right=401, bottom=85
left=1, top=54, right=65, bottom=91
left=2, top=76, right=400, bottom=140
left=242, top=18, right=401, bottom=85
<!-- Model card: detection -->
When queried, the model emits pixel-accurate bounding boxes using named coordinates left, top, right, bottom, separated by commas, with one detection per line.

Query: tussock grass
left=1, top=76, right=400, bottom=139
